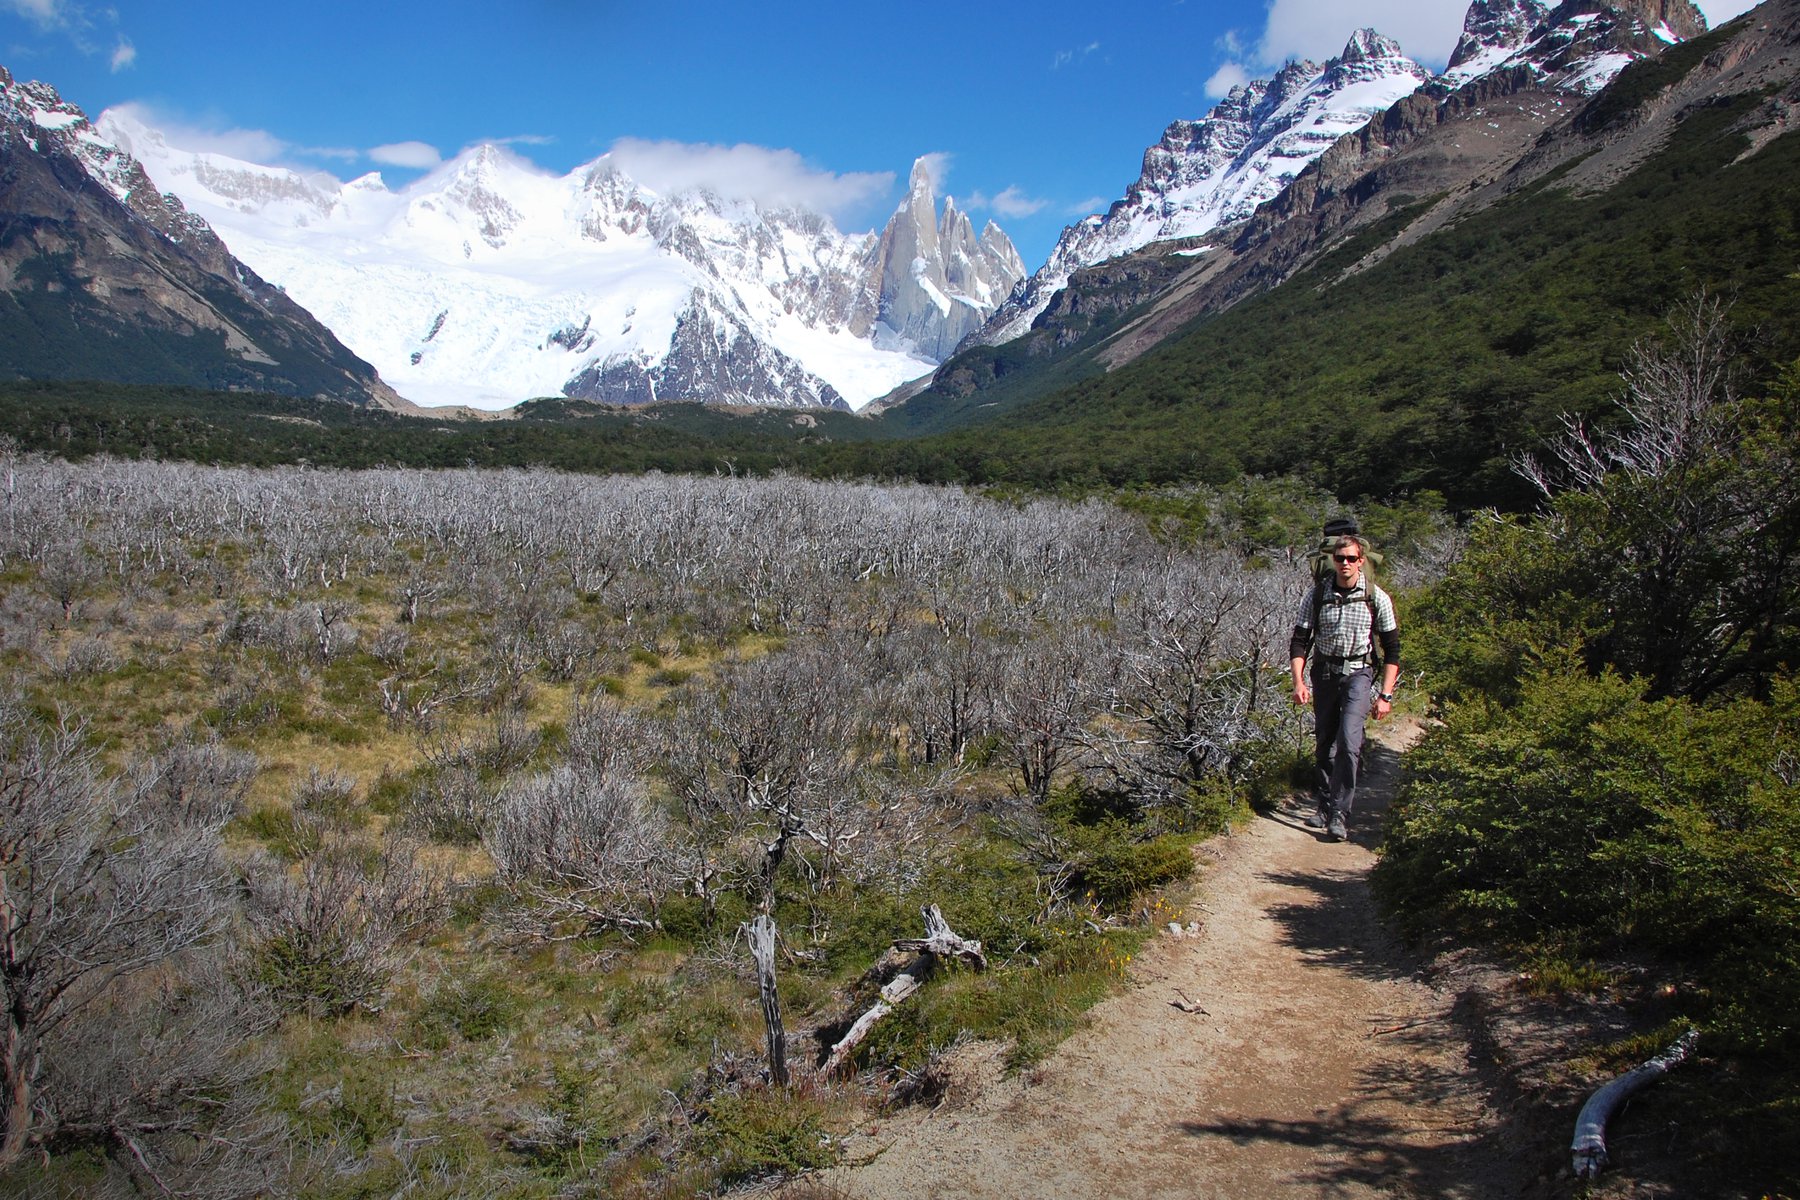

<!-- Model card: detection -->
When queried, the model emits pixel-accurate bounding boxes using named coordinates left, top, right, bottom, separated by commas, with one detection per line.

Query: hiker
left=1288, top=523, right=1400, bottom=842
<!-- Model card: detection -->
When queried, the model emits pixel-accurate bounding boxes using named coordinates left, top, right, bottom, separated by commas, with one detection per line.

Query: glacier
left=100, top=113, right=1020, bottom=412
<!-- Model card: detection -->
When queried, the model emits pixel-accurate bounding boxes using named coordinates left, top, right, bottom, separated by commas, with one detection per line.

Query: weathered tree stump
left=824, top=904, right=984, bottom=1075
left=747, top=913, right=788, bottom=1086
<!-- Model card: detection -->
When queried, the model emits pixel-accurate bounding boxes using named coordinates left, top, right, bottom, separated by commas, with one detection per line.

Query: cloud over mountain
left=604, top=138, right=894, bottom=224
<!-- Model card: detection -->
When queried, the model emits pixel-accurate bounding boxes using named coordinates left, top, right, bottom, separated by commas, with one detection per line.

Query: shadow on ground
left=1177, top=728, right=1559, bottom=1198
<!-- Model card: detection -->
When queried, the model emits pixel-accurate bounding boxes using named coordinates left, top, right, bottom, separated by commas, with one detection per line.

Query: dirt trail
left=824, top=719, right=1541, bottom=1200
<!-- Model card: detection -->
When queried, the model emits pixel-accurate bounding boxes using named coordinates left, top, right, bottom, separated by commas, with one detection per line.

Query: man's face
left=1333, top=542, right=1363, bottom=585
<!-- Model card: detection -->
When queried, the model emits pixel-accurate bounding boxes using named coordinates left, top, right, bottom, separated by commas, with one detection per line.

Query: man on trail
left=1289, top=528, right=1400, bottom=842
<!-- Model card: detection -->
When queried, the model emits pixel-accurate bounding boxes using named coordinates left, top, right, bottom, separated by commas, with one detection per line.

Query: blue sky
left=0, top=0, right=1760, bottom=270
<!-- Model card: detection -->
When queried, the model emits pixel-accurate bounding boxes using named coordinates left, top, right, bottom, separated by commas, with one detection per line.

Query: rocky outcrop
left=0, top=67, right=404, bottom=408
left=1449, top=0, right=1553, bottom=71
left=863, top=160, right=1024, bottom=361
left=970, top=29, right=1432, bottom=349
left=567, top=293, right=849, bottom=410
left=1440, top=0, right=1709, bottom=92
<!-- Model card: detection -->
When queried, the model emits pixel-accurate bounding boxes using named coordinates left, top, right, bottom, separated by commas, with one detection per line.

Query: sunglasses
left=1333, top=554, right=1362, bottom=564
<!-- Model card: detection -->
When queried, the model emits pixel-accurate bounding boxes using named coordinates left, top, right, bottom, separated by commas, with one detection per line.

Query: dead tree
left=0, top=702, right=237, bottom=1173
left=823, top=905, right=986, bottom=1075
left=747, top=913, right=788, bottom=1086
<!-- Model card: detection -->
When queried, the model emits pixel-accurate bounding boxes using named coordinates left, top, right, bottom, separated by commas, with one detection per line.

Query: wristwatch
left=1375, top=690, right=1394, bottom=703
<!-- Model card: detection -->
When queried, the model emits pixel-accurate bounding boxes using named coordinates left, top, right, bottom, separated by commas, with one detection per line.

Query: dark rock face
left=564, top=352, right=657, bottom=407
left=1451, top=0, right=1554, bottom=71
left=0, top=66, right=401, bottom=407
left=963, top=29, right=1431, bottom=355
left=564, top=295, right=849, bottom=411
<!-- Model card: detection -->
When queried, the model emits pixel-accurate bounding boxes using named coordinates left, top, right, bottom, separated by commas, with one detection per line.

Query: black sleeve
left=1289, top=625, right=1313, bottom=661
left=1378, top=626, right=1400, bottom=667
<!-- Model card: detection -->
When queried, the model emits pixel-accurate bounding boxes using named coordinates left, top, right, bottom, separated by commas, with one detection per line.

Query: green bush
left=859, top=925, right=1141, bottom=1073
left=692, top=1086, right=836, bottom=1183
left=290, top=1061, right=402, bottom=1156
left=238, top=803, right=321, bottom=861
left=411, top=972, right=524, bottom=1046
left=920, top=838, right=1051, bottom=955
left=812, top=887, right=915, bottom=974
left=1062, top=821, right=1195, bottom=909
left=1377, top=663, right=1800, bottom=1055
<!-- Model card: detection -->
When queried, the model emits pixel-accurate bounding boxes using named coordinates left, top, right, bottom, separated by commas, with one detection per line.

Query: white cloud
left=969, top=185, right=1047, bottom=219
left=1205, top=61, right=1252, bottom=98
left=1, top=0, right=65, bottom=28
left=106, top=102, right=428, bottom=180
left=1053, top=41, right=1101, bottom=70
left=6, top=0, right=134, bottom=62
left=915, top=150, right=952, bottom=193
left=605, top=138, right=894, bottom=221
left=107, top=102, right=291, bottom=163
left=1068, top=195, right=1111, bottom=217
left=1258, top=0, right=1466, bottom=69
left=1694, top=0, right=1759, bottom=24
left=370, top=140, right=443, bottom=169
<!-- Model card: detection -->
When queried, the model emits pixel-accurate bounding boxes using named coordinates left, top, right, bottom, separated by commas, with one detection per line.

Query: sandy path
left=824, top=720, right=1536, bottom=1199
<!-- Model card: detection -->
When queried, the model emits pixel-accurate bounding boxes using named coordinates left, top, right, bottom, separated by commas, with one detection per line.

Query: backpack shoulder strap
left=1364, top=585, right=1389, bottom=662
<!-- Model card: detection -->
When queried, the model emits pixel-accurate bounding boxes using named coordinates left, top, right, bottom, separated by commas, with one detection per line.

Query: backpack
left=1306, top=517, right=1384, bottom=668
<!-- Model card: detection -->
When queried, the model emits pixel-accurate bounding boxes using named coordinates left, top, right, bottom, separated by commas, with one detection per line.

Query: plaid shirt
left=1296, top=578, right=1397, bottom=673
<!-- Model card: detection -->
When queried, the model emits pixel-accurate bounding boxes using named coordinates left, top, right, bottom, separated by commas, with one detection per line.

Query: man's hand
left=1372, top=695, right=1392, bottom=720
left=1290, top=656, right=1310, bottom=707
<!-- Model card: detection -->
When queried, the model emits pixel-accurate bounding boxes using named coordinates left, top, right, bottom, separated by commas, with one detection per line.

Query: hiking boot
left=1304, top=807, right=1329, bottom=830
left=1326, top=812, right=1348, bottom=842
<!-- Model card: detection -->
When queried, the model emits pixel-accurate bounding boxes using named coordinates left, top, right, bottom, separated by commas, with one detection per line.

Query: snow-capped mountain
left=975, top=29, right=1432, bottom=347
left=1438, top=0, right=1706, bottom=94
left=0, top=67, right=402, bottom=408
left=98, top=112, right=1024, bottom=412
left=869, top=160, right=1025, bottom=361
left=967, top=0, right=1706, bottom=355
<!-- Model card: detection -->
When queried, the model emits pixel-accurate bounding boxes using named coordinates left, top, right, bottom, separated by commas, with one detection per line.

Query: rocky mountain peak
left=1613, top=0, right=1709, bottom=38
left=863, top=155, right=1025, bottom=362
left=1442, top=0, right=1710, bottom=93
left=906, top=157, right=936, bottom=198
left=428, top=144, right=528, bottom=248
left=967, top=29, right=1428, bottom=350
left=1341, top=28, right=1405, bottom=63
left=1450, top=0, right=1553, bottom=70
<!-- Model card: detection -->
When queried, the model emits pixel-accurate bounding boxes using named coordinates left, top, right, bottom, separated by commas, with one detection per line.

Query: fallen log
left=892, top=903, right=988, bottom=970
left=824, top=905, right=984, bottom=1075
left=1571, top=1028, right=1699, bottom=1180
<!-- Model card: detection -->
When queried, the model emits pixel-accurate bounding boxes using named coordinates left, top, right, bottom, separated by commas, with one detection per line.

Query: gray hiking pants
left=1312, top=665, right=1373, bottom=818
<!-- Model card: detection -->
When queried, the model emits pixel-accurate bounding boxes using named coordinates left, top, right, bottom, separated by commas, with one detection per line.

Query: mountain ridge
left=99, top=115, right=1025, bottom=413
left=964, top=28, right=1435, bottom=356
left=879, top=0, right=1716, bottom=429
left=0, top=67, right=405, bottom=409
left=847, top=0, right=1797, bottom=507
